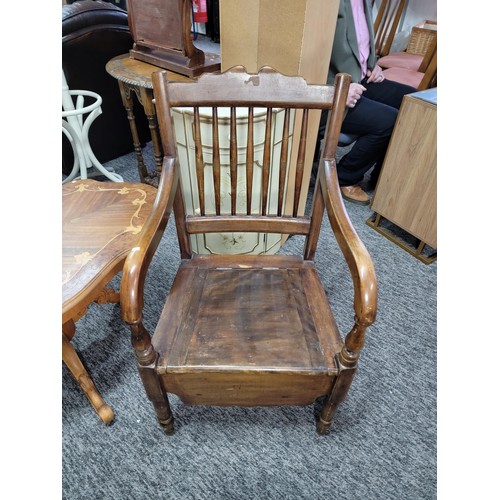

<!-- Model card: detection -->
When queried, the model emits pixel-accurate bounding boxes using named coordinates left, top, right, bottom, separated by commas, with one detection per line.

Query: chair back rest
left=417, top=45, right=437, bottom=90
left=152, top=66, right=350, bottom=258
left=406, top=21, right=437, bottom=57
left=417, top=32, right=437, bottom=73
left=373, top=0, right=407, bottom=57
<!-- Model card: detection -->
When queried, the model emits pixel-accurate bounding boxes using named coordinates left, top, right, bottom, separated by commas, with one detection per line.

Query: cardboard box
left=220, top=0, right=340, bottom=214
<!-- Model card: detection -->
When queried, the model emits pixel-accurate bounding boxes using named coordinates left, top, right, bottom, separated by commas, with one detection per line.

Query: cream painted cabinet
left=172, top=107, right=294, bottom=254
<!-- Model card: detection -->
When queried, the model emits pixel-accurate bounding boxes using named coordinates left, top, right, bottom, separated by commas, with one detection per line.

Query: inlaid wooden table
left=62, top=178, right=158, bottom=423
left=105, top=54, right=192, bottom=186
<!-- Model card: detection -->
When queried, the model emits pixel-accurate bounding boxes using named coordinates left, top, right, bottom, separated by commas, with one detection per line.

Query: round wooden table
left=106, top=54, right=190, bottom=186
left=62, top=178, right=158, bottom=424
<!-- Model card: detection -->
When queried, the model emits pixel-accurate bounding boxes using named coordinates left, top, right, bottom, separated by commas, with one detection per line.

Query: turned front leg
left=130, top=322, right=175, bottom=434
left=317, top=321, right=367, bottom=435
left=317, top=358, right=357, bottom=435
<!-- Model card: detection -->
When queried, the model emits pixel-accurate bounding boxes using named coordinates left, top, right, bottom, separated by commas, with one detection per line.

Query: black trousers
left=336, top=77, right=416, bottom=186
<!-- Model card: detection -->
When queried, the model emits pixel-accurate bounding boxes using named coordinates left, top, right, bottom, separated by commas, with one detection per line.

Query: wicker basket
left=406, top=21, right=437, bottom=56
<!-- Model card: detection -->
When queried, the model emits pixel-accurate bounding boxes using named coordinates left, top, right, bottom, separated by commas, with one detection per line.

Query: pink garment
left=350, top=0, right=370, bottom=79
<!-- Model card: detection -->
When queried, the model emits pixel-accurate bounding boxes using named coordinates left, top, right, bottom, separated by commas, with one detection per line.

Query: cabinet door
left=371, top=95, right=437, bottom=248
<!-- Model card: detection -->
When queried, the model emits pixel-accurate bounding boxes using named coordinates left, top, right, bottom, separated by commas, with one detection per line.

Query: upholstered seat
left=383, top=66, right=426, bottom=89
left=378, top=52, right=424, bottom=72
left=378, top=22, right=437, bottom=75
left=338, top=132, right=359, bottom=147
left=383, top=47, right=437, bottom=91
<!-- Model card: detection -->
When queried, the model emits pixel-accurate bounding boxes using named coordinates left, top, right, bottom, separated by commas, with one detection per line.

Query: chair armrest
left=121, top=155, right=178, bottom=325
left=320, top=158, right=377, bottom=358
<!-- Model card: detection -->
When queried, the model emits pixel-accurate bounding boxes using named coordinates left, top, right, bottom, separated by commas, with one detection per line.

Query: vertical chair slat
left=193, top=107, right=205, bottom=216
left=261, top=107, right=272, bottom=216
left=375, top=0, right=390, bottom=50
left=277, top=108, right=290, bottom=217
left=212, top=107, right=221, bottom=215
left=230, top=107, right=237, bottom=215
left=377, top=7, right=392, bottom=54
left=293, top=109, right=308, bottom=217
left=246, top=107, right=254, bottom=215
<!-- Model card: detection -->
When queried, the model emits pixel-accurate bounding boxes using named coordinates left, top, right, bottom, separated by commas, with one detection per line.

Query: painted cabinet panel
left=172, top=107, right=294, bottom=254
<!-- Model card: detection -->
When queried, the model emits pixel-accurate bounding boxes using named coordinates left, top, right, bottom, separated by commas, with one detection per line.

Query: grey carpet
left=62, top=143, right=437, bottom=499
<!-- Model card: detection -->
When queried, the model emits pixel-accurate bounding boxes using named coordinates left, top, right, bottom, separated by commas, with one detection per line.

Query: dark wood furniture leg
left=139, top=86, right=164, bottom=182
left=130, top=322, right=175, bottom=434
left=317, top=324, right=367, bottom=434
left=117, top=81, right=149, bottom=182
left=317, top=362, right=357, bottom=435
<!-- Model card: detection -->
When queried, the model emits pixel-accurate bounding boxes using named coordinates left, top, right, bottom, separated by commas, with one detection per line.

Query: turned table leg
left=117, top=81, right=150, bottom=183
left=139, top=87, right=164, bottom=182
left=62, top=323, right=114, bottom=425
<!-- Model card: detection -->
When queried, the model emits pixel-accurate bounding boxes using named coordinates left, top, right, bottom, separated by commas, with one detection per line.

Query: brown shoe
left=340, top=185, right=370, bottom=205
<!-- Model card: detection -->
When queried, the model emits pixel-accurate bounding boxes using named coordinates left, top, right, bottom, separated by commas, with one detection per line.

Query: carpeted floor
left=62, top=142, right=437, bottom=499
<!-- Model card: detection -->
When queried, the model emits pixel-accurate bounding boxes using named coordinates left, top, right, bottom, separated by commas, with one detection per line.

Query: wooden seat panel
left=153, top=255, right=342, bottom=405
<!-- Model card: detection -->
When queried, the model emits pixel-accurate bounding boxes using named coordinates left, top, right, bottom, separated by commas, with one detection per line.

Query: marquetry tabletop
left=62, top=179, right=157, bottom=323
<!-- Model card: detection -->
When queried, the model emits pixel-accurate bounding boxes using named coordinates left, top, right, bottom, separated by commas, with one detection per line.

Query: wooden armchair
left=120, top=67, right=378, bottom=435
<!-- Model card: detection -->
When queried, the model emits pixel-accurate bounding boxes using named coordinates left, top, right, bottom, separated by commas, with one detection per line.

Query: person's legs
left=359, top=79, right=417, bottom=186
left=361, top=78, right=416, bottom=109
left=337, top=79, right=416, bottom=189
left=337, top=98, right=398, bottom=186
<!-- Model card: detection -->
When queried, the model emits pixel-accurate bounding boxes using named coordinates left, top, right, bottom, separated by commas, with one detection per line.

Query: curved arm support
left=121, top=156, right=179, bottom=325
left=320, top=158, right=378, bottom=363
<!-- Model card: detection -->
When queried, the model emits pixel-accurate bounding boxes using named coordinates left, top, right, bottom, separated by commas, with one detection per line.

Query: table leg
left=140, top=87, right=164, bottom=182
left=62, top=323, right=114, bottom=424
left=117, top=81, right=149, bottom=182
